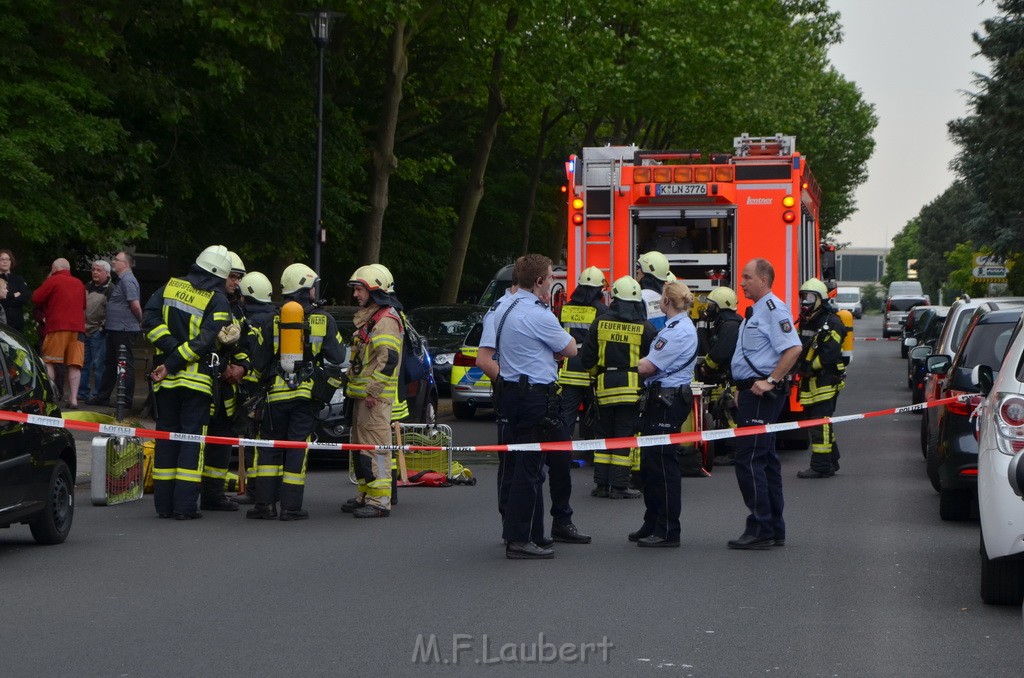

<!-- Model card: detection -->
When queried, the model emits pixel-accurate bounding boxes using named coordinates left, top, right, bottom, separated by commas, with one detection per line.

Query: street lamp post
left=303, top=9, right=342, bottom=290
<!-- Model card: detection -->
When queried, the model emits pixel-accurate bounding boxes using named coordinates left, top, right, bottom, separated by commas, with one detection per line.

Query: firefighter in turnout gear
left=144, top=245, right=233, bottom=520
left=233, top=271, right=276, bottom=504
left=697, top=286, right=743, bottom=465
left=248, top=263, right=345, bottom=520
left=342, top=263, right=407, bottom=515
left=795, top=278, right=847, bottom=479
left=580, top=276, right=656, bottom=498
left=635, top=250, right=671, bottom=330
left=558, top=266, right=606, bottom=436
left=198, top=251, right=249, bottom=512
left=344, top=264, right=403, bottom=518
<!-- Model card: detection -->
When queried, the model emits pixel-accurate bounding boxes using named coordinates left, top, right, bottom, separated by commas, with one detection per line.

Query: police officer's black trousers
left=803, top=398, right=839, bottom=474
left=201, top=395, right=234, bottom=503
left=596, top=404, right=638, bottom=489
left=734, top=389, right=788, bottom=540
left=498, top=388, right=554, bottom=544
left=255, top=398, right=314, bottom=511
left=153, top=387, right=211, bottom=515
left=639, top=393, right=690, bottom=541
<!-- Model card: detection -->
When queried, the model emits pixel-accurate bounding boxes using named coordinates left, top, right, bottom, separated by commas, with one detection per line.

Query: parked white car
left=973, top=312, right=1024, bottom=604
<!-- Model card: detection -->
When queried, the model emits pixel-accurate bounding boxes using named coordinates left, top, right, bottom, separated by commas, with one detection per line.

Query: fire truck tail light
left=714, top=166, right=734, bottom=182
left=694, top=167, right=713, bottom=182
left=674, top=167, right=692, bottom=182
left=572, top=198, right=584, bottom=210
left=782, top=196, right=796, bottom=207
left=653, top=167, right=672, bottom=183
left=572, top=213, right=584, bottom=225
left=633, top=168, right=652, bottom=183
left=782, top=210, right=796, bottom=223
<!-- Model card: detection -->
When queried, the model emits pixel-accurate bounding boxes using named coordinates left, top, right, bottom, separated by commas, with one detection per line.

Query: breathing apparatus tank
left=279, top=301, right=305, bottom=382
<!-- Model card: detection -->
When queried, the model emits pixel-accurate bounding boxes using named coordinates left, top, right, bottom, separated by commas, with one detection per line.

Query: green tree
left=949, top=0, right=1024, bottom=254
left=881, top=218, right=919, bottom=288
left=913, top=183, right=980, bottom=300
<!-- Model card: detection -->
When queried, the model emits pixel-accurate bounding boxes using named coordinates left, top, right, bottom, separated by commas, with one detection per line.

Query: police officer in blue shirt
left=477, top=254, right=579, bottom=560
left=631, top=281, right=698, bottom=547
left=728, top=258, right=802, bottom=550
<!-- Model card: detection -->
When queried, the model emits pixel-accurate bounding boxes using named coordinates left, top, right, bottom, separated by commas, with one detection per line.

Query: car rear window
left=464, top=323, right=484, bottom=348
left=836, top=293, right=859, bottom=303
left=889, top=297, right=926, bottom=312
left=958, top=322, right=1016, bottom=370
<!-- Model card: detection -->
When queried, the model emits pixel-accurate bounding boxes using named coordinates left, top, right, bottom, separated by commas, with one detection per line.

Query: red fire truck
left=564, top=133, right=832, bottom=317
left=565, top=134, right=838, bottom=460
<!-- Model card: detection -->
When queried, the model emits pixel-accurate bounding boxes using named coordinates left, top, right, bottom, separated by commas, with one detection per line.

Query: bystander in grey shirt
left=105, top=268, right=141, bottom=332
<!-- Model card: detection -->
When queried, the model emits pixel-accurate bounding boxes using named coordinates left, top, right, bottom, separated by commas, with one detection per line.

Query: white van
left=834, top=286, right=862, bottom=319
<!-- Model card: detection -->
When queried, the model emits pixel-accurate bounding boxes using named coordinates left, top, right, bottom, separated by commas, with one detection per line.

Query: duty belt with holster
left=501, top=376, right=562, bottom=437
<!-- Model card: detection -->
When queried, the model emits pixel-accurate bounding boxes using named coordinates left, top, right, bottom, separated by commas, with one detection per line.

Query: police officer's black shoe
left=608, top=487, right=641, bottom=499
left=353, top=505, right=390, bottom=518
left=536, top=536, right=555, bottom=548
left=157, top=512, right=174, bottom=519
left=505, top=542, right=554, bottom=559
left=246, top=503, right=278, bottom=520
left=637, top=535, right=680, bottom=548
left=279, top=508, right=309, bottom=521
left=773, top=538, right=786, bottom=547
left=590, top=485, right=609, bottom=498
left=628, top=528, right=653, bottom=543
left=727, top=534, right=774, bottom=550
left=796, top=467, right=834, bottom=479
left=201, top=497, right=240, bottom=512
left=340, top=498, right=365, bottom=513
left=551, top=523, right=591, bottom=544
left=174, top=511, right=203, bottom=521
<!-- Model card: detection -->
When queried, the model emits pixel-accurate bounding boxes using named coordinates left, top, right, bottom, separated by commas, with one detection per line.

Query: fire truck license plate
left=656, top=183, right=707, bottom=196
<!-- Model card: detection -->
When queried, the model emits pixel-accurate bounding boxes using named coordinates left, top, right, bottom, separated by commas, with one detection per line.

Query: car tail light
left=406, top=380, right=420, bottom=397
left=945, top=390, right=983, bottom=416
left=453, top=351, right=476, bottom=367
left=994, top=393, right=1024, bottom=455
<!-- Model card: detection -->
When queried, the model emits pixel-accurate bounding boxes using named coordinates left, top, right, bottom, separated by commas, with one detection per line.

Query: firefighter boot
left=201, top=495, right=240, bottom=512
left=279, top=508, right=309, bottom=521
left=797, top=454, right=835, bottom=479
left=245, top=503, right=278, bottom=520
left=590, top=485, right=609, bottom=498
left=608, top=464, right=640, bottom=498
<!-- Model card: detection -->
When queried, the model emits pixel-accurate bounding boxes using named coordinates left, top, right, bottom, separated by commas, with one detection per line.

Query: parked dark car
left=313, top=306, right=438, bottom=460
left=883, top=295, right=928, bottom=338
left=925, top=305, right=1024, bottom=520
left=905, top=305, right=949, bottom=400
left=900, top=305, right=933, bottom=358
left=0, top=323, right=77, bottom=544
left=405, top=304, right=486, bottom=395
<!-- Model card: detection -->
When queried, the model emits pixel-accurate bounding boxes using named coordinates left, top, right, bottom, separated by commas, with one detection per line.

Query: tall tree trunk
left=440, top=8, right=518, bottom=303
left=520, top=105, right=569, bottom=255
left=360, top=19, right=409, bottom=265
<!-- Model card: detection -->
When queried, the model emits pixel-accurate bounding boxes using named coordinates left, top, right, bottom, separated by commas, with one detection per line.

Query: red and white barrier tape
left=0, top=394, right=970, bottom=454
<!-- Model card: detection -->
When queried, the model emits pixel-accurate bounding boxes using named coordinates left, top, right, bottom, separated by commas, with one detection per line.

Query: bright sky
left=826, top=0, right=995, bottom=248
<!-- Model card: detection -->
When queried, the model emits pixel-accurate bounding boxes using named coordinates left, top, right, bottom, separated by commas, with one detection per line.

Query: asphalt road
left=3, top=315, right=1022, bottom=677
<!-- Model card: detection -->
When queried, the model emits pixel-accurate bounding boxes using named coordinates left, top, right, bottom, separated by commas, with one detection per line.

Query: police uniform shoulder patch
left=490, top=301, right=501, bottom=311
left=667, top=319, right=679, bottom=328
left=654, top=338, right=667, bottom=350
left=779, top=320, right=793, bottom=333
left=766, top=299, right=777, bottom=311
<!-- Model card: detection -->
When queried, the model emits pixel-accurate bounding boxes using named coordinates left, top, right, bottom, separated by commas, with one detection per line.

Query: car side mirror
left=971, top=364, right=994, bottom=396
left=904, top=337, right=918, bottom=348
left=910, top=346, right=931, bottom=360
left=926, top=354, right=952, bottom=375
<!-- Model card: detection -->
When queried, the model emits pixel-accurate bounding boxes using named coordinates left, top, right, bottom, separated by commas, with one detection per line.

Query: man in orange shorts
left=32, top=258, right=87, bottom=407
